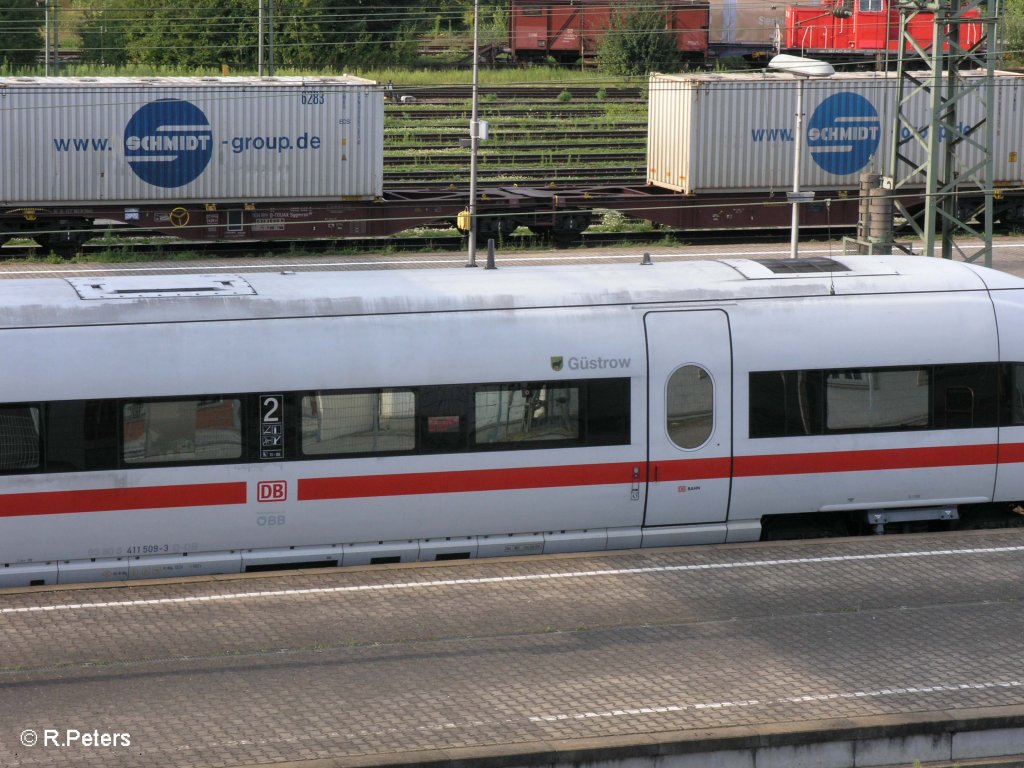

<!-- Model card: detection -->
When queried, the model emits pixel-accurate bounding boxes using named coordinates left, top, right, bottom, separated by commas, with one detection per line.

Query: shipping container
left=647, top=70, right=1024, bottom=195
left=0, top=76, right=383, bottom=206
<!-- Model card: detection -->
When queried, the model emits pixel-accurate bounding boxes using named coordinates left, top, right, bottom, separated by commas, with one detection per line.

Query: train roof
left=1, top=255, right=1020, bottom=330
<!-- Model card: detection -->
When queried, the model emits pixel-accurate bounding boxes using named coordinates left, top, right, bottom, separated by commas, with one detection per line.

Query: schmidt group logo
left=807, top=92, right=882, bottom=176
left=124, top=99, right=213, bottom=187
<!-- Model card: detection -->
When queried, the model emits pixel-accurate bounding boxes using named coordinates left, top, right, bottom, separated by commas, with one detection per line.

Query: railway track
left=384, top=154, right=644, bottom=169
left=384, top=169, right=643, bottom=187
left=391, top=85, right=645, bottom=101
left=383, top=85, right=648, bottom=189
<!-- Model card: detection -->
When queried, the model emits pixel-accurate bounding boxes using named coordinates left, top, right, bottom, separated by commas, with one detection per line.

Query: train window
left=933, top=364, right=999, bottom=429
left=583, top=378, right=631, bottom=445
left=474, top=383, right=580, bottom=446
left=749, top=370, right=823, bottom=438
left=419, top=385, right=471, bottom=452
left=0, top=405, right=41, bottom=471
left=859, top=0, right=883, bottom=11
left=122, top=398, right=242, bottom=464
left=666, top=365, right=713, bottom=449
left=46, top=400, right=118, bottom=472
left=1010, top=364, right=1024, bottom=425
left=301, top=390, right=415, bottom=455
left=752, top=363, right=1002, bottom=438
left=825, top=368, right=929, bottom=431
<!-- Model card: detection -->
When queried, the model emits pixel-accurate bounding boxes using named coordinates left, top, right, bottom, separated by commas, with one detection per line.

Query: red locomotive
left=785, top=0, right=984, bottom=60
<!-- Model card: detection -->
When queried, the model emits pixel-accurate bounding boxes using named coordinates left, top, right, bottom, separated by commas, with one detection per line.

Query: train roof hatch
left=721, top=257, right=899, bottom=280
left=64, top=275, right=257, bottom=300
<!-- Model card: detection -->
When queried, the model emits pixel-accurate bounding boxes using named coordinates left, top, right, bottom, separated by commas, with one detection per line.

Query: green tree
left=73, top=0, right=129, bottom=65
left=598, top=5, right=681, bottom=77
left=118, top=0, right=255, bottom=69
left=1006, top=0, right=1024, bottom=65
left=309, top=0, right=424, bottom=69
left=69, top=0, right=432, bottom=71
left=0, top=0, right=45, bottom=66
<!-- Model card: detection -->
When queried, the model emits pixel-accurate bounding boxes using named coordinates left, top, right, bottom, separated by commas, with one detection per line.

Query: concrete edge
left=223, top=705, right=1024, bottom=768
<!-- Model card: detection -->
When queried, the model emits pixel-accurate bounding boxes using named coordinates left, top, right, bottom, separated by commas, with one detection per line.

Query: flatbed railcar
left=4, top=255, right=1024, bottom=587
left=8, top=69, right=1024, bottom=257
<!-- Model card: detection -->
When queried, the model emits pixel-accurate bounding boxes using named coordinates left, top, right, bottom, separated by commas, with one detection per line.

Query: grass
left=8, top=62, right=642, bottom=89
left=588, top=209, right=658, bottom=233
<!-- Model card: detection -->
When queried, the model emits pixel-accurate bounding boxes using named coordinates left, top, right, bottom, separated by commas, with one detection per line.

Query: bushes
left=598, top=8, right=681, bottom=77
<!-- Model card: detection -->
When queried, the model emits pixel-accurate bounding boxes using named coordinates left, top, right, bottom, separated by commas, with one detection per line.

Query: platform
left=2, top=528, right=1024, bottom=767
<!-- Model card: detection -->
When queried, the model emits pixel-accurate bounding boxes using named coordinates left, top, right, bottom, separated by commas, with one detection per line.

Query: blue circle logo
left=807, top=92, right=882, bottom=175
left=124, top=99, right=213, bottom=187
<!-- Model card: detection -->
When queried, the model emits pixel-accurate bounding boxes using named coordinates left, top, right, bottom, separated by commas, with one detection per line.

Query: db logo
left=257, top=480, right=287, bottom=502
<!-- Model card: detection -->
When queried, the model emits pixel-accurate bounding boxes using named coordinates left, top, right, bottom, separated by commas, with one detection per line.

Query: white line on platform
left=527, top=680, right=1024, bottom=723
left=3, top=544, right=1024, bottom=615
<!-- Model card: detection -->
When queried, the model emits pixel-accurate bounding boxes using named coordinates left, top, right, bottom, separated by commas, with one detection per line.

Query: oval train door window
left=666, top=364, right=713, bottom=449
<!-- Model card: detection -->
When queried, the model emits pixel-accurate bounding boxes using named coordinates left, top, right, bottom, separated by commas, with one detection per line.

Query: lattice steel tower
left=886, top=0, right=999, bottom=265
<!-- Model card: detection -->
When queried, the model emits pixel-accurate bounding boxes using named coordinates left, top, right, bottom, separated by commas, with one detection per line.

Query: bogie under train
left=3, top=255, right=1024, bottom=587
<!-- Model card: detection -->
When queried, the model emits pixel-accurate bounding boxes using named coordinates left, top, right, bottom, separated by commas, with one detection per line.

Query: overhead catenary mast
left=885, top=0, right=999, bottom=265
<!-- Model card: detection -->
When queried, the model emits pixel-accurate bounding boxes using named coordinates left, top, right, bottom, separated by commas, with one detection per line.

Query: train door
left=644, top=310, right=732, bottom=526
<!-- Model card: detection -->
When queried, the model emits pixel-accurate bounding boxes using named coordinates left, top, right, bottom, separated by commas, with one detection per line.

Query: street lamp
left=768, top=54, right=835, bottom=259
left=36, top=0, right=57, bottom=76
left=466, top=0, right=481, bottom=266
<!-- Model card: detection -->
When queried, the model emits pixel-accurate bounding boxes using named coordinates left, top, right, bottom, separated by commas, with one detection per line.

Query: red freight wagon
left=786, top=0, right=983, bottom=60
left=509, top=0, right=710, bottom=63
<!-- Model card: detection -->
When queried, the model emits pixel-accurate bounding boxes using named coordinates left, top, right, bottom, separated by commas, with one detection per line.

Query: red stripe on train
left=3, top=443, right=1023, bottom=514
left=734, top=444, right=1001, bottom=478
left=298, top=461, right=641, bottom=501
left=300, top=443, right=1019, bottom=501
left=0, top=482, right=247, bottom=517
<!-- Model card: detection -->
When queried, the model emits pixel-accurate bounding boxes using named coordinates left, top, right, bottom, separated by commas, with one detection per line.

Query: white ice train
left=4, top=254, right=1024, bottom=587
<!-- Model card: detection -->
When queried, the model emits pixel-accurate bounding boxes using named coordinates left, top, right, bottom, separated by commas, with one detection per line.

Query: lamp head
left=768, top=54, right=836, bottom=78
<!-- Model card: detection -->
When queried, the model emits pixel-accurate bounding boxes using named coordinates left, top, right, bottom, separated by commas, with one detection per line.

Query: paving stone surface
left=2, top=529, right=1024, bottom=766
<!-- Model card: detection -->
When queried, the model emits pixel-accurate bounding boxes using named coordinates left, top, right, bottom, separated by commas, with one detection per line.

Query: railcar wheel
left=549, top=211, right=593, bottom=247
left=474, top=214, right=516, bottom=245
left=34, top=230, right=88, bottom=259
left=994, top=201, right=1024, bottom=228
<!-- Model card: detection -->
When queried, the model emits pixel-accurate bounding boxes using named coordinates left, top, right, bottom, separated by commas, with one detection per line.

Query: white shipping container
left=0, top=76, right=383, bottom=205
left=647, top=70, right=1024, bottom=195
